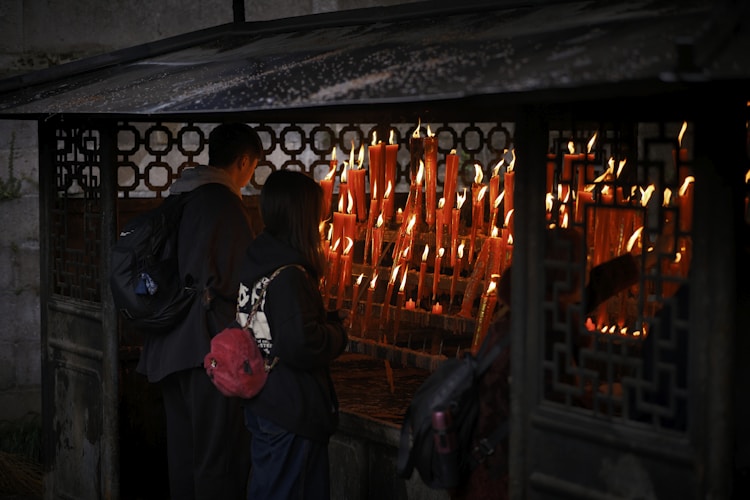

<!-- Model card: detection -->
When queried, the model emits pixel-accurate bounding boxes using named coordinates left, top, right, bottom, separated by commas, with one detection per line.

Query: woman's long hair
left=261, top=169, right=326, bottom=278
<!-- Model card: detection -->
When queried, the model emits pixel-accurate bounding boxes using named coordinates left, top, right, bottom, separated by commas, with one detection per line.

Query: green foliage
left=0, top=132, right=22, bottom=201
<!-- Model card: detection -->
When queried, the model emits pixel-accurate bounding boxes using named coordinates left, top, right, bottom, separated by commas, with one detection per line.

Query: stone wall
left=0, top=0, right=418, bottom=421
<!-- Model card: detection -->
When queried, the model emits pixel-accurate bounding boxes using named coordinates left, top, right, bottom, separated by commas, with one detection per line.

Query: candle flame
left=507, top=149, right=516, bottom=173
left=450, top=148, right=457, bottom=155
left=331, top=148, right=337, bottom=163
left=477, top=185, right=488, bottom=201
left=348, top=141, right=355, bottom=170
left=402, top=245, right=410, bottom=260
left=546, top=192, right=554, bottom=212
left=324, top=162, right=336, bottom=181
left=640, top=184, right=655, bottom=206
left=372, top=182, right=377, bottom=200
left=399, top=270, right=408, bottom=292
left=492, top=156, right=505, bottom=177
left=427, top=124, right=434, bottom=137
left=568, top=140, right=575, bottom=155
left=745, top=168, right=750, bottom=184
left=458, top=241, right=465, bottom=258
left=369, top=273, right=378, bottom=289
left=504, top=209, right=514, bottom=227
left=494, top=192, right=505, bottom=208
left=376, top=213, right=384, bottom=227
left=422, top=245, right=430, bottom=261
left=561, top=211, right=569, bottom=228
left=679, top=176, right=695, bottom=196
left=357, top=143, right=365, bottom=169
left=390, top=265, right=401, bottom=284
left=438, top=197, right=445, bottom=209
left=347, top=191, right=354, bottom=214
left=486, top=280, right=497, bottom=294
left=356, top=273, right=364, bottom=286
left=457, top=188, right=467, bottom=209
left=416, top=161, right=425, bottom=184
left=491, top=226, right=499, bottom=238
left=507, top=233, right=514, bottom=245
left=343, top=237, right=354, bottom=255
left=412, top=119, right=421, bottom=138
left=371, top=131, right=378, bottom=146
left=389, top=129, right=397, bottom=145
left=406, top=214, right=417, bottom=234
left=332, top=237, right=341, bottom=252
left=663, top=188, right=673, bottom=206
left=438, top=247, right=445, bottom=258
left=587, top=132, right=597, bottom=154
left=616, top=158, right=627, bottom=178
left=341, top=160, right=348, bottom=183
left=626, top=226, right=643, bottom=252
left=678, top=121, right=688, bottom=148
left=674, top=251, right=682, bottom=264
left=384, top=180, right=392, bottom=199
left=326, top=225, right=333, bottom=241
left=474, top=163, right=484, bottom=184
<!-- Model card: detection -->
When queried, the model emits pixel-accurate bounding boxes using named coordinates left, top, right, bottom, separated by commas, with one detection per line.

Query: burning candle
left=368, top=132, right=385, bottom=207
left=423, top=125, right=438, bottom=227
left=382, top=180, right=394, bottom=223
left=472, top=279, right=498, bottom=353
left=469, top=178, right=488, bottom=264
left=405, top=298, right=416, bottom=310
left=444, top=149, right=459, bottom=213
left=348, top=142, right=368, bottom=222
left=489, top=158, right=503, bottom=233
left=489, top=191, right=505, bottom=231
left=417, top=244, right=429, bottom=303
left=504, top=150, right=516, bottom=235
left=561, top=140, right=576, bottom=202
left=336, top=237, right=354, bottom=310
left=364, top=184, right=379, bottom=264
left=326, top=238, right=341, bottom=301
left=459, top=233, right=491, bottom=318
left=431, top=302, right=443, bottom=315
left=339, top=160, right=349, bottom=216
left=341, top=191, right=357, bottom=244
left=678, top=176, right=694, bottom=233
left=435, top=197, right=445, bottom=251
left=363, top=273, right=378, bottom=336
left=371, top=213, right=384, bottom=268
left=576, top=133, right=597, bottom=193
left=384, top=129, right=399, bottom=219
left=350, top=273, right=364, bottom=330
left=409, top=119, right=423, bottom=179
left=432, top=247, right=445, bottom=301
left=451, top=189, right=467, bottom=268
left=450, top=241, right=465, bottom=305
left=393, top=270, right=408, bottom=343
left=486, top=226, right=504, bottom=281
left=403, top=161, right=424, bottom=228
left=674, top=121, right=690, bottom=184
left=383, top=264, right=401, bottom=311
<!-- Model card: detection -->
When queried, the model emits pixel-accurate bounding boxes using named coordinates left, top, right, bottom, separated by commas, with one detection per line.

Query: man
left=136, top=122, right=262, bottom=499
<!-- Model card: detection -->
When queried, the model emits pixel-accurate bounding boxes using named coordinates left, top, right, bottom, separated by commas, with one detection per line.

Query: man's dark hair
left=208, top=122, right=263, bottom=168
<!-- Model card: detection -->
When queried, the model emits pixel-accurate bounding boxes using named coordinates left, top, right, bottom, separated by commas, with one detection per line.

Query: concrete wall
left=0, top=0, right=420, bottom=421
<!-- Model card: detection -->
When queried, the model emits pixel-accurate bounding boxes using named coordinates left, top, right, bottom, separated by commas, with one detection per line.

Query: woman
left=237, top=169, right=349, bottom=499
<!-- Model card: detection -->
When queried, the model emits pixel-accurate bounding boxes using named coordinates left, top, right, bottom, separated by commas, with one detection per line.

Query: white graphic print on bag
left=236, top=277, right=273, bottom=356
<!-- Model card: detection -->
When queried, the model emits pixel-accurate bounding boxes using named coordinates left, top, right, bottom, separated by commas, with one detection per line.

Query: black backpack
left=396, top=332, right=509, bottom=490
left=109, top=191, right=198, bottom=333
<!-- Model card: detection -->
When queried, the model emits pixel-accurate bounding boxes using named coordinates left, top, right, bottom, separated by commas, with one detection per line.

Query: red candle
left=405, top=298, right=416, bottom=310
left=450, top=242, right=465, bottom=305
left=431, top=302, right=443, bottom=315
left=546, top=151, right=556, bottom=195
left=383, top=264, right=401, bottom=310
left=326, top=238, right=341, bottom=301
left=409, top=120, right=423, bottom=179
left=561, top=140, right=576, bottom=203
left=444, top=149, right=459, bottom=214
left=382, top=180, right=394, bottom=223
left=674, top=121, right=690, bottom=184
left=472, top=280, right=498, bottom=354
left=371, top=214, right=384, bottom=268
left=577, top=136, right=597, bottom=193
left=341, top=191, right=357, bottom=244
left=393, top=271, right=408, bottom=344
left=336, top=237, right=354, bottom=310
left=486, top=226, right=503, bottom=281
left=451, top=189, right=467, bottom=268
left=417, top=244, right=429, bottom=303
left=504, top=153, right=516, bottom=235
left=489, top=191, right=505, bottom=231
left=432, top=247, right=445, bottom=301
left=459, top=234, right=491, bottom=318
left=350, top=273, right=364, bottom=330
left=488, top=160, right=502, bottom=233
left=593, top=187, right=615, bottom=267
left=364, top=191, right=379, bottom=264
left=348, top=143, right=367, bottom=222
left=423, top=128, right=438, bottom=227
left=469, top=183, right=488, bottom=264
left=678, top=176, right=694, bottom=233
left=385, top=129, right=399, bottom=219
left=435, top=197, right=445, bottom=252
left=363, top=273, right=378, bottom=336
left=368, top=133, right=385, bottom=207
